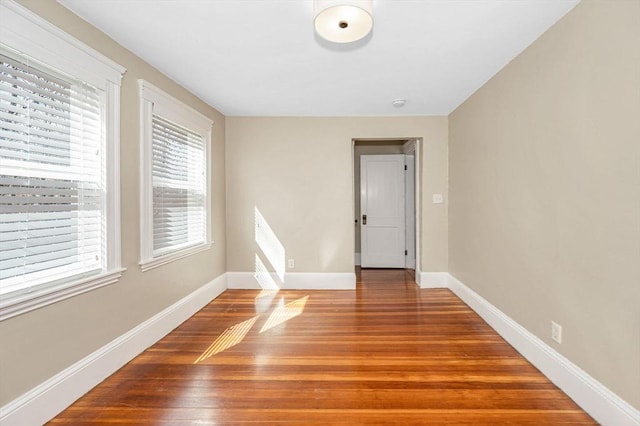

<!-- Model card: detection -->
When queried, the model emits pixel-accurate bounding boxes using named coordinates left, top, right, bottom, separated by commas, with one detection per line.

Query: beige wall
left=226, top=117, right=448, bottom=274
left=353, top=141, right=406, bottom=254
left=0, top=1, right=227, bottom=405
left=449, top=0, right=640, bottom=409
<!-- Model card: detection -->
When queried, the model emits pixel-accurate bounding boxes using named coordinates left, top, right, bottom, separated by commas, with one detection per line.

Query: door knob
left=362, top=214, right=367, bottom=225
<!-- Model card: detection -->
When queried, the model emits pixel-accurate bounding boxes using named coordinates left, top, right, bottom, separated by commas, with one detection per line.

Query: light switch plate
left=433, top=194, right=443, bottom=204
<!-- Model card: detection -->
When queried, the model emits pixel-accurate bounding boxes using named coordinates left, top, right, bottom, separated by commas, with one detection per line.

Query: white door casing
left=360, top=155, right=406, bottom=268
left=404, top=154, right=416, bottom=269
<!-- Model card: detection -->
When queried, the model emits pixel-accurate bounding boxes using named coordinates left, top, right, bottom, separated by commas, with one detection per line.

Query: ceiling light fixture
left=392, top=99, right=406, bottom=108
left=314, top=0, right=373, bottom=44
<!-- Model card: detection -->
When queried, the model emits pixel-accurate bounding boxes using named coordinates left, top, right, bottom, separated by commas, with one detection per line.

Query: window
left=138, top=80, right=212, bottom=271
left=0, top=1, right=125, bottom=321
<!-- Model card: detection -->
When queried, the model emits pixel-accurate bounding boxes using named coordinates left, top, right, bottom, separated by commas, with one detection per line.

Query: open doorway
left=353, top=139, right=417, bottom=272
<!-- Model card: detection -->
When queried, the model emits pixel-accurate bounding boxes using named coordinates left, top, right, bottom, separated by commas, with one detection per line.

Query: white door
left=360, top=155, right=405, bottom=268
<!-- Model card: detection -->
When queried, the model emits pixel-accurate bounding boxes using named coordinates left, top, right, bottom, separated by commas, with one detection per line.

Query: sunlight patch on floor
left=259, top=295, right=309, bottom=334
left=194, top=316, right=259, bottom=363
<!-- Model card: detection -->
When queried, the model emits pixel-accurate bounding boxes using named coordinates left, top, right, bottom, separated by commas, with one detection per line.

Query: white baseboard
left=447, top=274, right=640, bottom=426
left=354, top=253, right=361, bottom=266
left=0, top=274, right=228, bottom=426
left=418, top=271, right=450, bottom=288
left=227, top=272, right=356, bottom=290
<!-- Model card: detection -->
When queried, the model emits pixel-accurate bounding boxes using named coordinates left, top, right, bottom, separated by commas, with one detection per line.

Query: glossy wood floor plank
left=49, top=269, right=596, bottom=425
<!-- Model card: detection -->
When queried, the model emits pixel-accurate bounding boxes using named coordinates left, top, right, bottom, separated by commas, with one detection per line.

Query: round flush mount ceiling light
left=392, top=99, right=406, bottom=108
left=314, top=0, right=373, bottom=43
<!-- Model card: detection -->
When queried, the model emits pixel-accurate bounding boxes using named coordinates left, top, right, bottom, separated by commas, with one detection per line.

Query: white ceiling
left=58, top=0, right=579, bottom=117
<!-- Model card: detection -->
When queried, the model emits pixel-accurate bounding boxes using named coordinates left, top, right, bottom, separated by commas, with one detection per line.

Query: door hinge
left=404, top=165, right=407, bottom=171
left=404, top=249, right=408, bottom=255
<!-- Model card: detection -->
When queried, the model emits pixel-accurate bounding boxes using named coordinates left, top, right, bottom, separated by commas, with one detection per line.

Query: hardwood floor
left=49, top=269, right=596, bottom=425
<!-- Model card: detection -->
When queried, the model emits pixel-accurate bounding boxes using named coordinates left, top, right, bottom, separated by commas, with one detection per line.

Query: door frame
left=404, top=149, right=416, bottom=270
left=352, top=138, right=422, bottom=285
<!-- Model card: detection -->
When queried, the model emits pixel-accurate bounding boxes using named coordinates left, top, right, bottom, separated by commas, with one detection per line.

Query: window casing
left=0, top=1, right=125, bottom=321
left=138, top=80, right=212, bottom=272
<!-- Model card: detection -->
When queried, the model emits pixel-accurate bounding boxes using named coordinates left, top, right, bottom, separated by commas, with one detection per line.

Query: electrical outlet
left=288, top=259, right=295, bottom=269
left=432, top=194, right=443, bottom=204
left=551, top=321, right=562, bottom=344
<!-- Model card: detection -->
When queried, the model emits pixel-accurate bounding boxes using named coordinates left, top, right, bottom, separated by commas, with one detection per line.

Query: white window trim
left=0, top=0, right=126, bottom=321
left=0, top=1, right=124, bottom=86
left=138, top=80, right=213, bottom=272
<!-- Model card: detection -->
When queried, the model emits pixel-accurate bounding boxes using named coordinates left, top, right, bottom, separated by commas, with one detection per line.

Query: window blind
left=0, top=52, right=105, bottom=297
left=151, top=115, right=205, bottom=256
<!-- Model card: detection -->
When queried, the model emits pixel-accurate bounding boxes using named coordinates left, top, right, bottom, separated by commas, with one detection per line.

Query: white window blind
left=0, top=52, right=106, bottom=298
left=151, top=115, right=205, bottom=257
left=138, top=79, right=211, bottom=271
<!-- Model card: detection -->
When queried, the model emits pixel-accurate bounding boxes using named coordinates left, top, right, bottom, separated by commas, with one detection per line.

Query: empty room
left=0, top=0, right=638, bottom=424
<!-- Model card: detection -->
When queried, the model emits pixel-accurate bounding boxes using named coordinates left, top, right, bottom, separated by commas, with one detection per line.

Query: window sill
left=139, top=243, right=211, bottom=273
left=0, top=268, right=126, bottom=322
